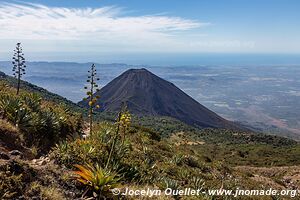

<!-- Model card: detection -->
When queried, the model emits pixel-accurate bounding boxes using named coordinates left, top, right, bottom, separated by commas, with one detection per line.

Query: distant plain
left=0, top=61, right=299, bottom=138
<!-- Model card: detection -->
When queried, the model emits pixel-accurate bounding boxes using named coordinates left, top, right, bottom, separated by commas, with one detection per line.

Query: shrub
left=189, top=176, right=205, bottom=190
left=169, top=154, right=184, bottom=166
left=0, top=95, right=23, bottom=123
left=184, top=155, right=200, bottom=168
left=0, top=92, right=83, bottom=152
left=51, top=122, right=131, bottom=169
left=0, top=160, right=35, bottom=199
left=0, top=172, right=23, bottom=199
left=51, top=139, right=107, bottom=168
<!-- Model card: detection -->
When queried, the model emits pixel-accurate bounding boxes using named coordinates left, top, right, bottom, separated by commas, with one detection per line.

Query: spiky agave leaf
left=73, top=163, right=120, bottom=195
left=74, top=164, right=94, bottom=185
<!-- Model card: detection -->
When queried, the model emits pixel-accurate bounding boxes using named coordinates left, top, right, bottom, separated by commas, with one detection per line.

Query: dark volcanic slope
left=79, top=68, right=238, bottom=129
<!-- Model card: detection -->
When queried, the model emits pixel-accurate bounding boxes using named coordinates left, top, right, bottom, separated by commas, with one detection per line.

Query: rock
left=68, top=192, right=76, bottom=197
left=37, top=160, right=47, bottom=165
left=9, top=160, right=23, bottom=174
left=0, top=152, right=10, bottom=160
left=9, top=150, right=23, bottom=157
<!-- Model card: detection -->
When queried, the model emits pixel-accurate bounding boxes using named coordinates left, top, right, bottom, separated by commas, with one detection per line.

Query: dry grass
left=235, top=166, right=300, bottom=189
left=0, top=119, right=18, bottom=133
left=40, top=186, right=66, bottom=200
left=0, top=119, right=35, bottom=159
left=0, top=119, right=20, bottom=153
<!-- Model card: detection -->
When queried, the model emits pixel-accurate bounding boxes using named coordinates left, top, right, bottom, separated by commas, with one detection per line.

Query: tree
left=12, top=43, right=26, bottom=95
left=83, top=64, right=100, bottom=135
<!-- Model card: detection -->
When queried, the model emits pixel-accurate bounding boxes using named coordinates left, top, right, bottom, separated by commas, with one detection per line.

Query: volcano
left=79, top=68, right=239, bottom=129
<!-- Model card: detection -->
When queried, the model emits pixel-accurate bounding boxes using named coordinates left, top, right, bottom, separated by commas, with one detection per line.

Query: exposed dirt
left=0, top=119, right=34, bottom=159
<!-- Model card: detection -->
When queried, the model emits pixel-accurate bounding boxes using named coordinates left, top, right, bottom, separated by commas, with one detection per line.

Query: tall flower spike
left=83, top=64, right=101, bottom=135
left=12, top=43, right=26, bottom=95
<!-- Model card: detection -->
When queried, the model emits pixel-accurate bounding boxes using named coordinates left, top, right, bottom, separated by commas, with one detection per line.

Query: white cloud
left=0, top=2, right=208, bottom=43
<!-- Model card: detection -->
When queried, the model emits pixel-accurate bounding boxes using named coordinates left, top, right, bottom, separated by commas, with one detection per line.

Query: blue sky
left=0, top=0, right=300, bottom=62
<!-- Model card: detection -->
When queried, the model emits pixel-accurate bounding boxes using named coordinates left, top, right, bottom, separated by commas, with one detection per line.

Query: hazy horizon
left=1, top=53, right=300, bottom=66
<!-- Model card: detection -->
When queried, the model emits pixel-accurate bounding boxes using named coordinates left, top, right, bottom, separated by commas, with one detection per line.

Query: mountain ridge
left=0, top=71, right=79, bottom=110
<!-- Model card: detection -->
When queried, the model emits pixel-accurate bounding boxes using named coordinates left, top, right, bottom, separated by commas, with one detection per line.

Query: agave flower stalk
left=83, top=64, right=100, bottom=135
left=12, top=43, right=26, bottom=95
left=105, top=104, right=131, bottom=169
left=119, top=107, right=131, bottom=144
left=105, top=110, right=122, bottom=169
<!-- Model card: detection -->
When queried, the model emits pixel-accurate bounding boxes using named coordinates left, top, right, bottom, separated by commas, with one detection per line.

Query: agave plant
left=169, top=154, right=184, bottom=166
left=74, top=163, right=120, bottom=198
left=190, top=176, right=205, bottom=190
left=15, top=107, right=32, bottom=130
left=0, top=95, right=22, bottom=121
left=0, top=95, right=32, bottom=128
left=90, top=122, right=114, bottom=144
left=0, top=82, right=9, bottom=93
left=21, top=93, right=41, bottom=112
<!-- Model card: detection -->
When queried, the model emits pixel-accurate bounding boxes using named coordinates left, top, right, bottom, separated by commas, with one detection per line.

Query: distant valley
left=0, top=61, right=300, bottom=139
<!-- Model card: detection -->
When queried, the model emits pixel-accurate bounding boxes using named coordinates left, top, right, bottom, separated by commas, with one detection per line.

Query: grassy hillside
left=0, top=71, right=80, bottom=111
left=1, top=74, right=300, bottom=199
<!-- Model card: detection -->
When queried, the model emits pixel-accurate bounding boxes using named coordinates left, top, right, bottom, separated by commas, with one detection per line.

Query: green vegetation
left=0, top=80, right=82, bottom=153
left=74, top=163, right=120, bottom=198
left=1, top=73, right=80, bottom=110
left=50, top=118, right=300, bottom=199
left=1, top=72, right=300, bottom=199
